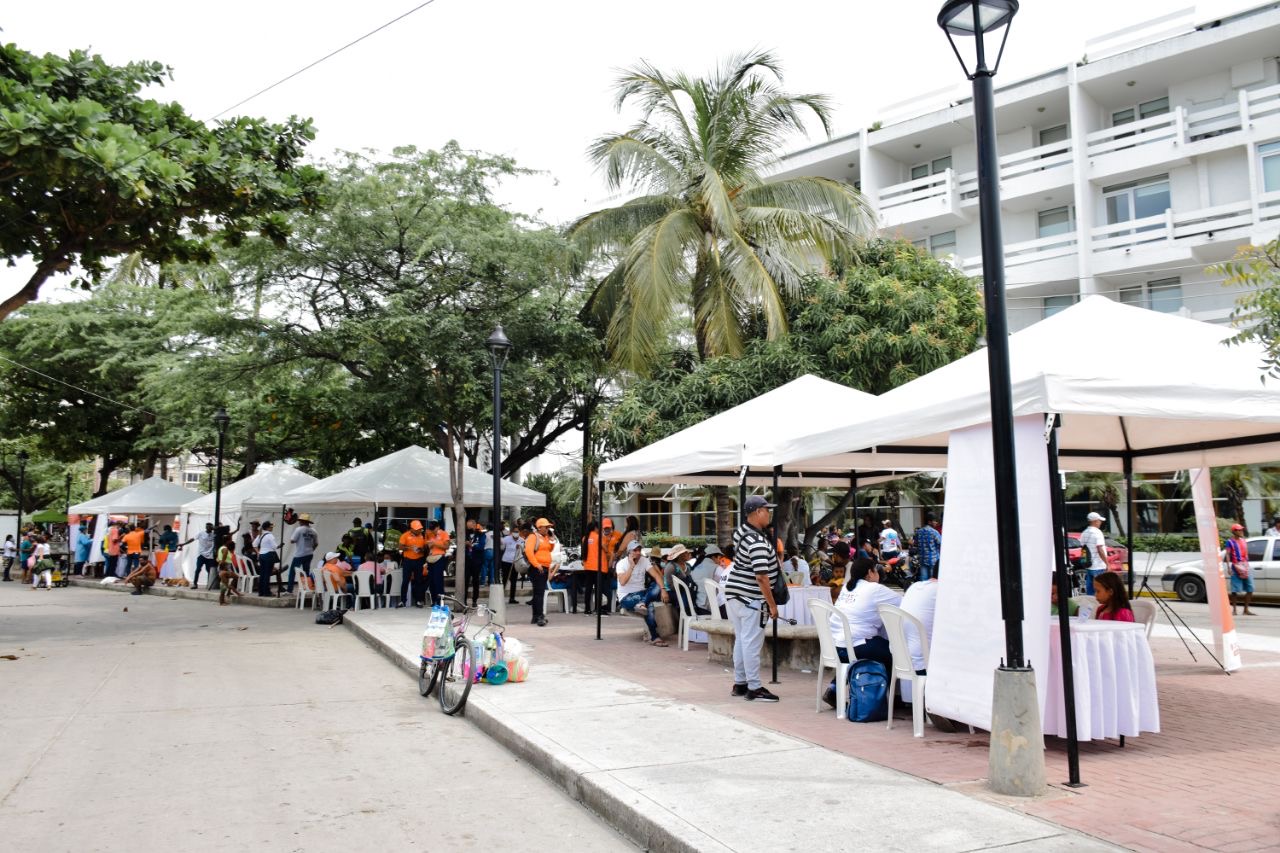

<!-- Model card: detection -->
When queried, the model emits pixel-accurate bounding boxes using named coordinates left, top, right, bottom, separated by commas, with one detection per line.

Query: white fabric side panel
left=926, top=416, right=1054, bottom=731
left=89, top=514, right=106, bottom=565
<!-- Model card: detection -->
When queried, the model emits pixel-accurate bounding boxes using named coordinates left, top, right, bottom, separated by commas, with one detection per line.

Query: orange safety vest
left=525, top=531, right=554, bottom=570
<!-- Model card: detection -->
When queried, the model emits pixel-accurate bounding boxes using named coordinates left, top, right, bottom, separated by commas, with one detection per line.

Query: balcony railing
left=957, top=138, right=1073, bottom=198
left=1260, top=189, right=1280, bottom=224
left=878, top=169, right=954, bottom=212
left=1091, top=200, right=1254, bottom=252
left=1085, top=83, right=1280, bottom=159
left=961, top=231, right=1078, bottom=276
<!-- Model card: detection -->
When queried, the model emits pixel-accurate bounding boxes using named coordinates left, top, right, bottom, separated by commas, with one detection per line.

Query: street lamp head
left=16, top=450, right=28, bottom=466
left=938, top=0, right=1018, bottom=79
left=212, top=407, right=231, bottom=436
left=486, top=324, right=513, bottom=370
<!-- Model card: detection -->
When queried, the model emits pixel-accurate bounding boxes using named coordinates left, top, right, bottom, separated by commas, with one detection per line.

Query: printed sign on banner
left=1189, top=468, right=1242, bottom=671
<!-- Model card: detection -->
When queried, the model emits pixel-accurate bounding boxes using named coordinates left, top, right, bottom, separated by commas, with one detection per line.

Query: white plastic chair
left=1072, top=595, right=1099, bottom=618
left=236, top=555, right=258, bottom=595
left=879, top=603, right=930, bottom=737
left=319, top=570, right=349, bottom=611
left=671, top=576, right=710, bottom=651
left=543, top=586, right=569, bottom=614
left=295, top=568, right=318, bottom=610
left=381, top=568, right=402, bottom=608
left=352, top=570, right=377, bottom=611
left=1131, top=598, right=1157, bottom=638
left=701, top=578, right=725, bottom=621
left=807, top=599, right=853, bottom=718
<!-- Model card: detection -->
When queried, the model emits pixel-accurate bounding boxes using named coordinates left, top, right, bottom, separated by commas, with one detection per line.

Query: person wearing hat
left=524, top=518, right=556, bottom=626
left=398, top=520, right=427, bottom=608
left=287, top=512, right=319, bottom=595
left=255, top=520, right=281, bottom=597
left=664, top=543, right=705, bottom=614
left=616, top=540, right=670, bottom=644
left=1080, top=511, right=1110, bottom=595
left=579, top=520, right=603, bottom=615
left=1224, top=523, right=1255, bottom=615
left=321, top=551, right=353, bottom=598
left=693, top=544, right=731, bottom=617
left=724, top=495, right=782, bottom=702
left=425, top=520, right=451, bottom=607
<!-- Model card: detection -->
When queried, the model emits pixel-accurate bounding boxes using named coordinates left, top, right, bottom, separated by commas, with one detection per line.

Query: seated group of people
left=615, top=541, right=734, bottom=647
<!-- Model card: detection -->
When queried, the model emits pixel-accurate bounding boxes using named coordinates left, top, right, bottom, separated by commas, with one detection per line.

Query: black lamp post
left=211, top=408, right=230, bottom=590
left=16, top=450, right=29, bottom=539
left=939, top=0, right=1043, bottom=797
left=486, top=325, right=512, bottom=607
left=64, top=472, right=72, bottom=518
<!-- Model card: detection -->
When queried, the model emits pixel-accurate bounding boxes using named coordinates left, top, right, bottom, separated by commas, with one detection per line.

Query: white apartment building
left=774, top=3, right=1280, bottom=331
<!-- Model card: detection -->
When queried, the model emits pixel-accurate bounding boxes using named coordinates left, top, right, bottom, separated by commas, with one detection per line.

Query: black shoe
left=822, top=687, right=837, bottom=709
left=537, top=618, right=547, bottom=627
left=531, top=617, right=539, bottom=624
left=746, top=687, right=779, bottom=702
left=600, top=611, right=611, bottom=617
left=731, top=682, right=748, bottom=697
left=507, top=599, right=517, bottom=604
left=130, top=590, right=143, bottom=596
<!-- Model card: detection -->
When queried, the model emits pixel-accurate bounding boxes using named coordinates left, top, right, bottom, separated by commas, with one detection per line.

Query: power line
left=0, top=353, right=157, bottom=417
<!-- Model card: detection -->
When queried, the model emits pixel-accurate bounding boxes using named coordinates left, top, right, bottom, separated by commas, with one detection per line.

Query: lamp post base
left=988, top=665, right=1046, bottom=797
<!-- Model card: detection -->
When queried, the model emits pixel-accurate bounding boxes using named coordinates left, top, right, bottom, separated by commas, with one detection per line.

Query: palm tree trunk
left=714, top=486, right=732, bottom=549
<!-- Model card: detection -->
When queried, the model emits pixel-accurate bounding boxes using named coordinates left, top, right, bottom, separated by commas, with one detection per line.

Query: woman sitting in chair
left=1091, top=572, right=1134, bottom=622
left=822, top=555, right=902, bottom=707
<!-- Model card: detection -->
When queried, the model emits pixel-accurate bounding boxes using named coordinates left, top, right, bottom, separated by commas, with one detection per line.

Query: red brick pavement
left=523, top=609, right=1280, bottom=852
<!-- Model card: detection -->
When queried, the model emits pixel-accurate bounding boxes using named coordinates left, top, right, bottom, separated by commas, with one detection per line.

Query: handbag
left=771, top=561, right=790, bottom=606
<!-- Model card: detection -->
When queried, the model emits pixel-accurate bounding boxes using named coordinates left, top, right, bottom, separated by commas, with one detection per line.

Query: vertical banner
left=927, top=416, right=1056, bottom=730
left=1188, top=468, right=1242, bottom=671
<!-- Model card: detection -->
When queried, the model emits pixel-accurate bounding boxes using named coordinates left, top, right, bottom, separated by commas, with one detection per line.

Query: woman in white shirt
left=30, top=536, right=53, bottom=589
left=823, top=555, right=901, bottom=707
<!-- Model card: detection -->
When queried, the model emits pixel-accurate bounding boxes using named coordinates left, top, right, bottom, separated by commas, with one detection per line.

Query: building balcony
left=957, top=138, right=1074, bottom=212
left=961, top=232, right=1079, bottom=283
left=876, top=169, right=964, bottom=230
left=1085, top=83, right=1280, bottom=181
left=1090, top=199, right=1260, bottom=273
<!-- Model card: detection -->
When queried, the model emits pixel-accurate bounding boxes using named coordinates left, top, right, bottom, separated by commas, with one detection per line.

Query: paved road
left=0, top=584, right=635, bottom=852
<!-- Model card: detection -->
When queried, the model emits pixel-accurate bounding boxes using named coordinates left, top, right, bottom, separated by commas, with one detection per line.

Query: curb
left=343, top=616, right=728, bottom=853
left=68, top=577, right=297, bottom=608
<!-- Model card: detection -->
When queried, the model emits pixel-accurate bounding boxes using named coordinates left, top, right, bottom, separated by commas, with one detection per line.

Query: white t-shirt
left=615, top=554, right=651, bottom=600
left=501, top=532, right=519, bottom=562
left=899, top=579, right=939, bottom=672
left=1266, top=525, right=1280, bottom=538
left=2, top=540, right=14, bottom=558
left=1079, top=526, right=1106, bottom=570
left=879, top=528, right=901, bottom=553
left=829, top=579, right=902, bottom=649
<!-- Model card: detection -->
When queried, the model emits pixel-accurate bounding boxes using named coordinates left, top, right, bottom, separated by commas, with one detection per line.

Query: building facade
left=773, top=3, right=1280, bottom=331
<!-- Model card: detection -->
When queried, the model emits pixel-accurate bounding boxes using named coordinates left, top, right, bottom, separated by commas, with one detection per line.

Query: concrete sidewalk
left=67, top=576, right=296, bottom=607
left=345, top=608, right=1116, bottom=853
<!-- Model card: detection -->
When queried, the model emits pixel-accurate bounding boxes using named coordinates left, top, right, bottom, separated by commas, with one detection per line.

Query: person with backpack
left=524, top=518, right=555, bottom=626
left=1224, top=523, right=1255, bottom=616
left=724, top=495, right=782, bottom=703
left=823, top=554, right=902, bottom=709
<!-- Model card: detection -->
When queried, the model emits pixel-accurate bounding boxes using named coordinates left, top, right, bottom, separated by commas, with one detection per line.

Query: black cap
left=744, top=495, right=776, bottom=513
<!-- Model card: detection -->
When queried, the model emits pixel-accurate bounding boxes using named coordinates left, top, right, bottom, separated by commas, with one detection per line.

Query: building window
left=1043, top=294, right=1078, bottom=318
left=1261, top=140, right=1280, bottom=193
left=1120, top=277, right=1182, bottom=313
left=910, top=156, right=951, bottom=181
left=929, top=230, right=956, bottom=258
left=910, top=238, right=927, bottom=250
left=639, top=498, right=671, bottom=533
left=1039, top=124, right=1068, bottom=146
left=183, top=472, right=202, bottom=486
left=1112, top=96, right=1169, bottom=127
left=1104, top=176, right=1170, bottom=228
left=1037, top=205, right=1074, bottom=238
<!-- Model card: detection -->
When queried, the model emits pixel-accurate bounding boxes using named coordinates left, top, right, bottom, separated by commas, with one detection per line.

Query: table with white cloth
left=1044, top=620, right=1160, bottom=741
left=715, top=581, right=829, bottom=626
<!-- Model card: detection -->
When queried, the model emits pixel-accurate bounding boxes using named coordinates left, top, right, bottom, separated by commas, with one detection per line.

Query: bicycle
left=417, top=594, right=504, bottom=716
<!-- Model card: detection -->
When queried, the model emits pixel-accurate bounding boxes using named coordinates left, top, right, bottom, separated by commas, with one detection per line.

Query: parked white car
left=1160, top=536, right=1278, bottom=603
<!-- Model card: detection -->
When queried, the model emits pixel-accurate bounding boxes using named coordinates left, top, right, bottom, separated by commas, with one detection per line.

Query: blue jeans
left=1085, top=568, right=1104, bottom=595
left=287, top=554, right=313, bottom=594
left=427, top=558, right=446, bottom=605
left=828, top=637, right=894, bottom=692
left=918, top=561, right=936, bottom=582
left=125, top=553, right=140, bottom=574
left=401, top=557, right=424, bottom=605
left=482, top=551, right=494, bottom=584
left=620, top=587, right=663, bottom=640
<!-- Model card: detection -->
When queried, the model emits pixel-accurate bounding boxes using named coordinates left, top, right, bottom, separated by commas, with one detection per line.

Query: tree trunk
left=0, top=251, right=66, bottom=322
left=96, top=460, right=120, bottom=497
left=141, top=451, right=158, bottom=480
left=714, top=486, right=733, bottom=549
left=444, top=425, right=468, bottom=603
left=805, top=485, right=857, bottom=556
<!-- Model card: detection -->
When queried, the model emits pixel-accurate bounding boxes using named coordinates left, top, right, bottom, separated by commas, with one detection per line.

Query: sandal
left=650, top=638, right=669, bottom=647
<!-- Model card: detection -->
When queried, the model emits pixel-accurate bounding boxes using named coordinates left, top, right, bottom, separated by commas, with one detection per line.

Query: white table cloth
left=1044, top=620, right=1160, bottom=741
left=714, top=582, right=829, bottom=626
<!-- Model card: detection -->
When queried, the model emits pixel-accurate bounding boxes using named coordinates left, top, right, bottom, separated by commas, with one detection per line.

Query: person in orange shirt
left=600, top=518, right=622, bottom=616
left=322, top=551, right=353, bottom=597
left=398, top=520, right=426, bottom=608
left=122, top=523, right=147, bottom=575
left=524, top=518, right=555, bottom=626
left=425, top=520, right=451, bottom=607
left=579, top=520, right=602, bottom=615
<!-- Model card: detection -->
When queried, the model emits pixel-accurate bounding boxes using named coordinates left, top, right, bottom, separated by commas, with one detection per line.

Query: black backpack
left=315, top=608, right=345, bottom=626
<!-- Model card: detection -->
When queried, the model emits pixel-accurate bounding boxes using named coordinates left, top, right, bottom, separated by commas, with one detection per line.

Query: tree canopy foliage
left=0, top=43, right=323, bottom=320
left=1213, top=234, right=1280, bottom=380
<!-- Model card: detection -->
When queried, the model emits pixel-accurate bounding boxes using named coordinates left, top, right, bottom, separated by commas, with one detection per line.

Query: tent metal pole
left=770, top=464, right=782, bottom=686
left=596, top=484, right=604, bottom=641
left=1047, top=416, right=1084, bottom=787
left=739, top=467, right=748, bottom=525
left=1124, top=456, right=1136, bottom=598
left=851, top=472, right=859, bottom=542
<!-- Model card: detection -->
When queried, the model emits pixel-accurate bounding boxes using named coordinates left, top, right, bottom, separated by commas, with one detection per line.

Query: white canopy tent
left=598, top=374, right=919, bottom=489
left=774, top=297, right=1280, bottom=474
left=70, top=477, right=202, bottom=516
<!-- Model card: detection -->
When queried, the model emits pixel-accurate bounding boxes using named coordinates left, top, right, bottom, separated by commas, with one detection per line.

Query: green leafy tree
left=0, top=43, right=323, bottom=320
left=1212, top=234, right=1280, bottom=379
left=569, top=50, right=872, bottom=373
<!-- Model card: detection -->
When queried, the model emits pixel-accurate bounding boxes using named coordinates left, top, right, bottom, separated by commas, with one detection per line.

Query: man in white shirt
left=1266, top=517, right=1280, bottom=538
left=1080, top=512, right=1109, bottom=595
left=878, top=520, right=902, bottom=560
left=898, top=577, right=939, bottom=703
left=255, top=521, right=280, bottom=597
left=823, top=555, right=902, bottom=707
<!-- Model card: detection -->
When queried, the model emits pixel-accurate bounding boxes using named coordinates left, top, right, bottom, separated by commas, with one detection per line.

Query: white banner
left=927, top=416, right=1055, bottom=730
left=1188, top=467, right=1242, bottom=671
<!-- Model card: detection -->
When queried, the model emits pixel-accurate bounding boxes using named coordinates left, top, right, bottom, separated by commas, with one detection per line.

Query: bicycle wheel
left=438, top=637, right=474, bottom=716
left=418, top=658, right=440, bottom=697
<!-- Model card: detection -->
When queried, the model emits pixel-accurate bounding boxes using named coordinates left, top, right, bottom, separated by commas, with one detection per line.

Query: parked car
left=1066, top=533, right=1129, bottom=574
left=1161, top=536, right=1279, bottom=603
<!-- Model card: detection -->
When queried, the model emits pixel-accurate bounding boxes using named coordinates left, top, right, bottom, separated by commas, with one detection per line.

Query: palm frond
left=609, top=209, right=700, bottom=373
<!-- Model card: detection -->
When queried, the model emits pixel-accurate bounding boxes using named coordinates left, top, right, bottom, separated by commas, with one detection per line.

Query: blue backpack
left=846, top=659, right=890, bottom=722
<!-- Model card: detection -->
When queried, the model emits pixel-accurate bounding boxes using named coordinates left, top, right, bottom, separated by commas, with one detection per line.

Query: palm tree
left=1210, top=465, right=1280, bottom=527
left=570, top=50, right=873, bottom=374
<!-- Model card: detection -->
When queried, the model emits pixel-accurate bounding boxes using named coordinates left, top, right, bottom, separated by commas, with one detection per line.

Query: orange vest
left=400, top=530, right=425, bottom=560
left=525, top=531, right=554, bottom=570
left=583, top=531, right=601, bottom=571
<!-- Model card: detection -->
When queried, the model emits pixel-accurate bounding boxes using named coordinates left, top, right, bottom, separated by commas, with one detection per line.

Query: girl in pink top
left=1092, top=572, right=1135, bottom=622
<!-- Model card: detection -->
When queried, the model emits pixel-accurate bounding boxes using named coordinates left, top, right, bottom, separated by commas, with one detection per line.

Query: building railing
left=1091, top=199, right=1255, bottom=252
left=1260, top=189, right=1280, bottom=224
left=878, top=169, right=954, bottom=212
left=961, top=231, right=1078, bottom=276
left=1085, top=83, right=1280, bottom=159
left=957, top=138, right=1073, bottom=198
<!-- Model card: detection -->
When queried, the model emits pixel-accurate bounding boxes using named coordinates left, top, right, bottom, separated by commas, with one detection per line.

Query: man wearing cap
left=425, top=520, right=451, bottom=607
left=1224, top=523, right=1255, bottom=616
left=255, top=520, right=280, bottom=597
left=724, top=496, right=781, bottom=702
left=524, top=518, right=555, bottom=626
left=399, top=520, right=427, bottom=608
left=616, top=541, right=669, bottom=644
left=1081, top=512, right=1110, bottom=595
left=287, top=513, right=319, bottom=595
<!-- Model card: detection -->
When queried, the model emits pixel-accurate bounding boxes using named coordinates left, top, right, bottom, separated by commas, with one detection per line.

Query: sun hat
left=667, top=544, right=690, bottom=561
left=743, top=495, right=775, bottom=513
left=297, top=513, right=312, bottom=523
left=648, top=545, right=664, bottom=559
left=703, top=544, right=724, bottom=557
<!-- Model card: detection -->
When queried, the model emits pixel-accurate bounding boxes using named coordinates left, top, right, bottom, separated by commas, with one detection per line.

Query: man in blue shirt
left=913, top=515, right=942, bottom=581
left=73, top=521, right=93, bottom=575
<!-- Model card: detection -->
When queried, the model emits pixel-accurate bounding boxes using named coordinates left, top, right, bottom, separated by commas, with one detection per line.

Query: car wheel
left=1175, top=575, right=1206, bottom=603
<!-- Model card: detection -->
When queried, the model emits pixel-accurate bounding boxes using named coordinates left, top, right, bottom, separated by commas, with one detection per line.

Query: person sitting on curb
left=126, top=553, right=159, bottom=596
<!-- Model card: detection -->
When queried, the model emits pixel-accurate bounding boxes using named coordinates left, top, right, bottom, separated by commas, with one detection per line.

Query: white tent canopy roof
left=282, top=445, right=546, bottom=507
left=182, top=464, right=317, bottom=515
left=598, top=374, right=920, bottom=487
left=70, top=476, right=203, bottom=516
left=774, top=297, right=1280, bottom=474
